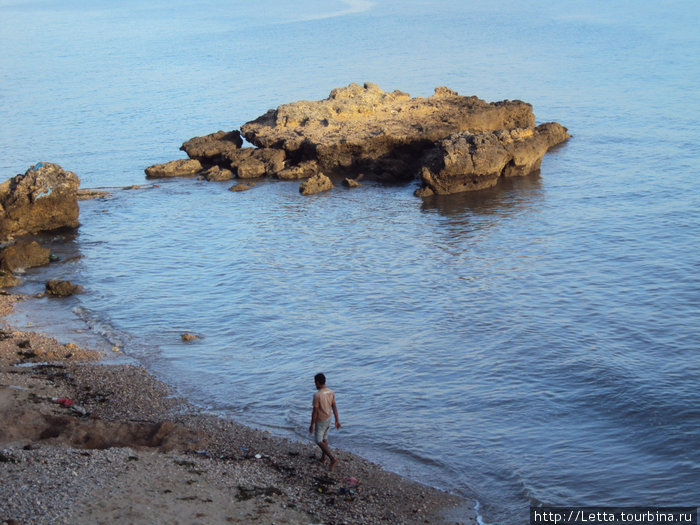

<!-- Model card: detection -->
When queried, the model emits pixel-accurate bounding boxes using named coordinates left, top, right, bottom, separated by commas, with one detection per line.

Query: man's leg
left=317, top=441, right=329, bottom=464
left=314, top=419, right=328, bottom=463
left=318, top=440, right=337, bottom=471
left=317, top=442, right=329, bottom=463
left=314, top=419, right=337, bottom=471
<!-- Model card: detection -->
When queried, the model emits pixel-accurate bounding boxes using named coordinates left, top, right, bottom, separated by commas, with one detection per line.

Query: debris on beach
left=52, top=397, right=75, bottom=407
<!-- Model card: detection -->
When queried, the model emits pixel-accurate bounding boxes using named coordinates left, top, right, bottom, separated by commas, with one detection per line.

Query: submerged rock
left=416, top=122, right=570, bottom=196
left=0, top=163, right=80, bottom=241
left=228, top=183, right=252, bottom=192
left=45, top=279, right=83, bottom=297
left=300, top=173, right=333, bottom=195
left=0, top=241, right=50, bottom=272
left=77, top=189, right=111, bottom=200
left=145, top=159, right=203, bottom=179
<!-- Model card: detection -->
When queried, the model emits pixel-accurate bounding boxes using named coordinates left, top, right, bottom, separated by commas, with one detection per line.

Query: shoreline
left=0, top=292, right=475, bottom=524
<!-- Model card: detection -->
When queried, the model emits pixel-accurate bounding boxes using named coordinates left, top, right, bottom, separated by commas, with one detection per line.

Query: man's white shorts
left=314, top=418, right=331, bottom=444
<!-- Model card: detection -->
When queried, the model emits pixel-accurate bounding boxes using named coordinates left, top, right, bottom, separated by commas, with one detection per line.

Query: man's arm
left=332, top=400, right=341, bottom=429
left=309, top=406, right=318, bottom=434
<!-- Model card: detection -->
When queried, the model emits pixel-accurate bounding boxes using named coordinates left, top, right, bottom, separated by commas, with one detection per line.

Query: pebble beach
left=0, top=293, right=473, bottom=525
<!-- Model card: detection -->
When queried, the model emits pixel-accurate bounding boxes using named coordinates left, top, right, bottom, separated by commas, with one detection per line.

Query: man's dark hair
left=314, top=373, right=326, bottom=385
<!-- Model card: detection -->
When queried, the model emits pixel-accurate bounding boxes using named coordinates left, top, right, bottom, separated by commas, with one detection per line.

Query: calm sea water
left=1, top=1, right=699, bottom=523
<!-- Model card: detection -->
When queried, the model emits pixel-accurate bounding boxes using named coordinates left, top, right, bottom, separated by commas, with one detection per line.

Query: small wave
left=294, top=0, right=374, bottom=22
left=474, top=500, right=493, bottom=525
left=72, top=305, right=129, bottom=351
left=381, top=442, right=448, bottom=470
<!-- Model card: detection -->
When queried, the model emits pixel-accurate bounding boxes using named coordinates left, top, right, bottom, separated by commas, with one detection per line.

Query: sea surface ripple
left=1, top=1, right=698, bottom=523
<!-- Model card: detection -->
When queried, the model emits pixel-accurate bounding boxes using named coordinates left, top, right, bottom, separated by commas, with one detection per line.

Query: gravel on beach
left=0, top=293, right=475, bottom=525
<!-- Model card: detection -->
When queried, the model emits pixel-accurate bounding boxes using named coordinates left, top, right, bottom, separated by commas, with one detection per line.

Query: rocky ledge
left=147, top=82, right=569, bottom=195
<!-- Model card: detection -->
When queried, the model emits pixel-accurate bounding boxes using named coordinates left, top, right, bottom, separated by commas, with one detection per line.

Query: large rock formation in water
left=151, top=83, right=569, bottom=196
left=0, top=163, right=80, bottom=240
left=240, top=83, right=537, bottom=182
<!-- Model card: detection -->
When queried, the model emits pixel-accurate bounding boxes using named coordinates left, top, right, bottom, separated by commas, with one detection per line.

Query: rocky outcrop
left=299, top=173, right=333, bottom=195
left=180, top=130, right=243, bottom=165
left=0, top=241, right=50, bottom=272
left=179, top=130, right=285, bottom=179
left=145, top=159, right=203, bottom=179
left=277, top=160, right=319, bottom=181
left=240, top=148, right=285, bottom=178
left=199, top=166, right=234, bottom=182
left=0, top=163, right=80, bottom=241
left=206, top=147, right=286, bottom=179
left=241, top=83, right=535, bottom=180
left=45, top=280, right=82, bottom=297
left=416, top=123, right=570, bottom=196
left=152, top=83, right=568, bottom=196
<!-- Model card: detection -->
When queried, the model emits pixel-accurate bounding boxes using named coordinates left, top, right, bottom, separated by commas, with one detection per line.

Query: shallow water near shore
left=2, top=1, right=699, bottom=523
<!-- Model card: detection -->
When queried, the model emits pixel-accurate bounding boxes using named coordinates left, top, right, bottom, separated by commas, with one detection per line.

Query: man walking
left=309, top=373, right=341, bottom=471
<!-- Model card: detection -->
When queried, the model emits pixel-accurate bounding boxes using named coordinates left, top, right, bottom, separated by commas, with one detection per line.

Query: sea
left=1, top=1, right=698, bottom=523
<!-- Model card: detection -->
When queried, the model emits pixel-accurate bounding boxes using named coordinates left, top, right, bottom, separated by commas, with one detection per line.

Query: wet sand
left=0, top=292, right=474, bottom=524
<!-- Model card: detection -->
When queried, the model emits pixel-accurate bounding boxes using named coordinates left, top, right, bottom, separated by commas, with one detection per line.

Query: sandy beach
left=0, top=292, right=473, bottom=524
